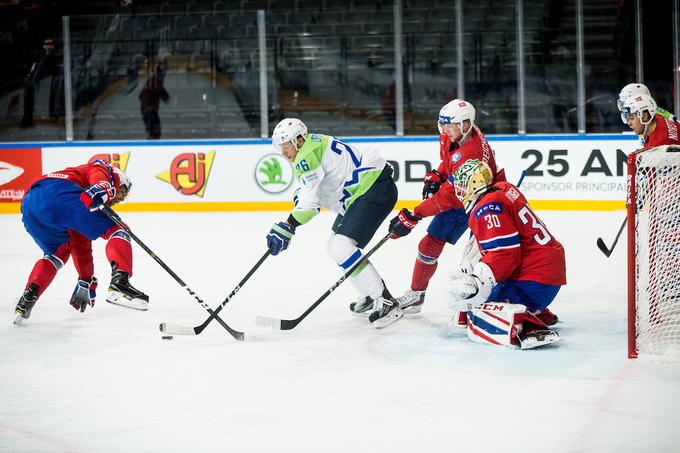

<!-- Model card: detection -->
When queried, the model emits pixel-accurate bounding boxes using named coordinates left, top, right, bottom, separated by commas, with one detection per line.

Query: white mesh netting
left=633, top=145, right=680, bottom=357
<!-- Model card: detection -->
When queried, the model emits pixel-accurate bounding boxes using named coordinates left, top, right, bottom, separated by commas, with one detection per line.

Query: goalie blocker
left=467, top=302, right=560, bottom=350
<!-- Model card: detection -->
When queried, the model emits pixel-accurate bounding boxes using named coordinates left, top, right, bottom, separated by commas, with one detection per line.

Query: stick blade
left=596, top=237, right=614, bottom=257
left=255, top=315, right=283, bottom=331
left=159, top=322, right=198, bottom=336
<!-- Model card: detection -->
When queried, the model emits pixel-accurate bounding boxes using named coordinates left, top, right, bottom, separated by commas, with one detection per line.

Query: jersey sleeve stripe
left=479, top=233, right=520, bottom=251
left=478, top=232, right=518, bottom=243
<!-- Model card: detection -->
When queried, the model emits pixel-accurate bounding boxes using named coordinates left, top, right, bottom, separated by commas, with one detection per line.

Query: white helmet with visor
left=272, top=118, right=308, bottom=152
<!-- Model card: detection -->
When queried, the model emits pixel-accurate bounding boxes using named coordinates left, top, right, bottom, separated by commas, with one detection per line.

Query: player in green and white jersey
left=265, top=118, right=403, bottom=328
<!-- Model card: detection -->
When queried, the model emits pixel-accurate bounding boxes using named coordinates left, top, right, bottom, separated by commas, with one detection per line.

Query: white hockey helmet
left=272, top=118, right=308, bottom=152
left=438, top=99, right=476, bottom=137
left=621, top=93, right=657, bottom=125
left=112, top=166, right=132, bottom=200
left=452, top=159, right=493, bottom=212
left=617, top=83, right=651, bottom=112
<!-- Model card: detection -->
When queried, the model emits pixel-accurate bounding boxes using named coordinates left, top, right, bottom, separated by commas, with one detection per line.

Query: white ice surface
left=1, top=210, right=680, bottom=453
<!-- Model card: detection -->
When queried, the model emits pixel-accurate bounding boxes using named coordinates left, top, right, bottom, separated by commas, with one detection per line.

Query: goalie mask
left=438, top=99, right=476, bottom=139
left=453, top=159, right=493, bottom=212
left=272, top=118, right=308, bottom=152
left=617, top=83, right=651, bottom=116
left=621, top=94, right=657, bottom=126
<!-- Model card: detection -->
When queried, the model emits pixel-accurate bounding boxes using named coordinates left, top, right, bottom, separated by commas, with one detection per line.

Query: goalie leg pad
left=466, top=302, right=527, bottom=348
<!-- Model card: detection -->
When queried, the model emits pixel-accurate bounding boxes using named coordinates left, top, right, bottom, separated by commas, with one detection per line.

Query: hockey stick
left=100, top=205, right=252, bottom=341
left=159, top=250, right=270, bottom=337
left=255, top=233, right=391, bottom=331
left=596, top=216, right=626, bottom=258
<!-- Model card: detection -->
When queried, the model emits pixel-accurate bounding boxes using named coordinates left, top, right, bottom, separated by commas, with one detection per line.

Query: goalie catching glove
left=449, top=261, right=496, bottom=311
left=69, top=277, right=97, bottom=312
left=389, top=208, right=421, bottom=239
left=266, top=222, right=296, bottom=255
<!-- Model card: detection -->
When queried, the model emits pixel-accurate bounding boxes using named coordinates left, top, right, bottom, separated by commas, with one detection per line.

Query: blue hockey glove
left=266, top=222, right=296, bottom=255
left=70, top=277, right=98, bottom=313
left=81, top=182, right=115, bottom=211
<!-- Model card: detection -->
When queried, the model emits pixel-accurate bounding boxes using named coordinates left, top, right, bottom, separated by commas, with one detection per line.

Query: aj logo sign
left=88, top=152, right=130, bottom=171
left=157, top=152, right=215, bottom=197
left=255, top=153, right=293, bottom=194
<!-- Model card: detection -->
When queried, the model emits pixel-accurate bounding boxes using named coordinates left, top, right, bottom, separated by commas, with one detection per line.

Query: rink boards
left=0, top=134, right=639, bottom=213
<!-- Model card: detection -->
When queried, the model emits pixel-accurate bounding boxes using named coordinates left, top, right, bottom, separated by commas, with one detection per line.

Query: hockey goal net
left=628, top=145, right=680, bottom=358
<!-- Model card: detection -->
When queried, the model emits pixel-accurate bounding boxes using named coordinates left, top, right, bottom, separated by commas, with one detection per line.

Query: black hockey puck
left=162, top=335, right=174, bottom=340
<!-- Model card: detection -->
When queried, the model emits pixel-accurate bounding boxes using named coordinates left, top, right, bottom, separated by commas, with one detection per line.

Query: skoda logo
left=255, top=153, right=293, bottom=193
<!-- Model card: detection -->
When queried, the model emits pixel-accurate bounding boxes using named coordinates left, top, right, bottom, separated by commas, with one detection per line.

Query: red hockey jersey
left=39, top=160, right=121, bottom=191
left=468, top=182, right=566, bottom=286
left=643, top=114, right=680, bottom=149
left=414, top=125, right=504, bottom=218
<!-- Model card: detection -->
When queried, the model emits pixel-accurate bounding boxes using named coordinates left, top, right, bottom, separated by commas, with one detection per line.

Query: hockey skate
left=349, top=296, right=374, bottom=317
left=14, top=283, right=39, bottom=325
left=107, top=268, right=149, bottom=311
left=533, top=308, right=559, bottom=326
left=368, top=298, right=404, bottom=329
left=517, top=329, right=561, bottom=350
left=395, top=289, right=425, bottom=314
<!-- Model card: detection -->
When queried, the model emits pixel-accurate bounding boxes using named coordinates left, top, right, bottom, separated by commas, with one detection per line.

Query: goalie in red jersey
left=381, top=99, right=505, bottom=319
left=14, top=159, right=148, bottom=324
left=444, top=159, right=566, bottom=349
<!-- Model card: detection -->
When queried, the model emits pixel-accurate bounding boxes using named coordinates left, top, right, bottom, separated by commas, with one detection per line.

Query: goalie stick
left=596, top=216, right=626, bottom=258
left=159, top=250, right=270, bottom=337
left=255, top=233, right=390, bottom=331
left=100, top=205, right=252, bottom=341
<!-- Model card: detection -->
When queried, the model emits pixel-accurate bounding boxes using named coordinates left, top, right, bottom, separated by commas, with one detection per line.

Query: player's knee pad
left=44, top=254, right=65, bottom=270
left=466, top=302, right=527, bottom=348
left=109, top=229, right=131, bottom=243
left=417, top=234, right=445, bottom=264
left=45, top=241, right=73, bottom=270
left=327, top=234, right=360, bottom=269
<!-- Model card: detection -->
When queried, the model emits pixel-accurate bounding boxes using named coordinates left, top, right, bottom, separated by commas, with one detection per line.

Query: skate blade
left=519, top=331, right=562, bottom=350
left=401, top=305, right=422, bottom=315
left=13, top=316, right=26, bottom=325
left=371, top=308, right=404, bottom=329
left=351, top=311, right=371, bottom=318
left=106, top=291, right=148, bottom=311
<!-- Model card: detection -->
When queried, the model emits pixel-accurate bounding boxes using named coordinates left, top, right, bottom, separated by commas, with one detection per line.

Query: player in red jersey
left=378, top=99, right=505, bottom=318
left=446, top=159, right=565, bottom=349
left=14, top=159, right=148, bottom=324
left=622, top=94, right=680, bottom=148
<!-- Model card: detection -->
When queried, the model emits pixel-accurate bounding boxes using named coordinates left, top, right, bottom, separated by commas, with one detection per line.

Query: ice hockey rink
left=1, top=209, right=679, bottom=453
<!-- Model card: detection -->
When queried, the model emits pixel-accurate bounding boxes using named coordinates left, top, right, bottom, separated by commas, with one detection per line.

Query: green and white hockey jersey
left=657, top=107, right=677, bottom=121
left=290, top=134, right=387, bottom=225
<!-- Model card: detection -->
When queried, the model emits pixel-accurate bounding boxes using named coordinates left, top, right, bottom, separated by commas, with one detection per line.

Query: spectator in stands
left=138, top=57, right=169, bottom=139
left=21, top=36, right=58, bottom=128
left=381, top=81, right=396, bottom=131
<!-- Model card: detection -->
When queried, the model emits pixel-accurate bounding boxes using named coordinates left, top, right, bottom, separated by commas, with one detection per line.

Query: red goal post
left=627, top=145, right=680, bottom=358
